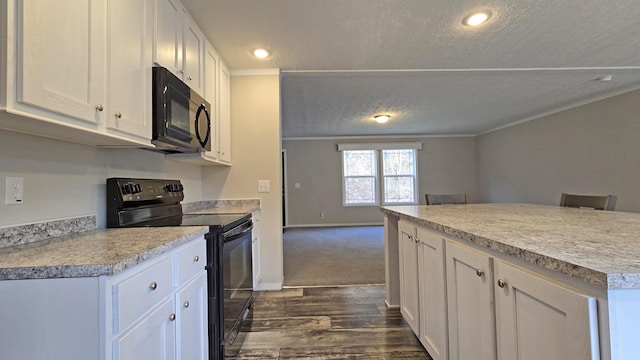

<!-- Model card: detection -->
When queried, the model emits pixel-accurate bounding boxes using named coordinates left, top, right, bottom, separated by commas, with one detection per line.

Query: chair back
left=426, top=193, right=467, bottom=205
left=559, top=193, right=616, bottom=211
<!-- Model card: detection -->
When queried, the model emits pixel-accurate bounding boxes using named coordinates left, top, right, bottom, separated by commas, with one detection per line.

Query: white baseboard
left=254, top=281, right=283, bottom=291
left=385, top=300, right=400, bottom=309
left=284, top=222, right=384, bottom=229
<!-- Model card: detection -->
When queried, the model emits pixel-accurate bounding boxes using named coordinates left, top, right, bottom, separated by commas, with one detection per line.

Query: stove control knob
left=134, top=184, right=142, bottom=194
left=177, top=184, right=184, bottom=192
left=122, top=184, right=132, bottom=194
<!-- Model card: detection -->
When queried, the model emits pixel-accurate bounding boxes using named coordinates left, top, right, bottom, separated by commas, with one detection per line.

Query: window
left=342, top=147, right=418, bottom=206
left=343, top=150, right=378, bottom=205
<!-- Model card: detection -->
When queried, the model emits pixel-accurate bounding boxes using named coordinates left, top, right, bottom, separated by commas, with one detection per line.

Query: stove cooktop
left=129, top=213, right=250, bottom=232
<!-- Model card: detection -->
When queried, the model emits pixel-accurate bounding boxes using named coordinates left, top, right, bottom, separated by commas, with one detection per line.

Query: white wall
left=202, top=73, right=283, bottom=290
left=0, top=125, right=203, bottom=228
left=477, top=88, right=640, bottom=213
left=283, top=136, right=478, bottom=226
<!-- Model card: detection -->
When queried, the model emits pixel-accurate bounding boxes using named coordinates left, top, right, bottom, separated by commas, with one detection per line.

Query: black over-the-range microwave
left=152, top=66, right=212, bottom=153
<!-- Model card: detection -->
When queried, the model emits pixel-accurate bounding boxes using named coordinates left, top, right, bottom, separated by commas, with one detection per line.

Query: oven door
left=222, top=222, right=253, bottom=356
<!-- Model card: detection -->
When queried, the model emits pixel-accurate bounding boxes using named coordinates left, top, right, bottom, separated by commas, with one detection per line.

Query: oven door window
left=165, top=85, right=191, bottom=141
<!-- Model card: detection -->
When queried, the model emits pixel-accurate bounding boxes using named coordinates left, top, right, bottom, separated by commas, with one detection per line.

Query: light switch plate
left=5, top=177, right=24, bottom=205
left=258, top=180, right=270, bottom=193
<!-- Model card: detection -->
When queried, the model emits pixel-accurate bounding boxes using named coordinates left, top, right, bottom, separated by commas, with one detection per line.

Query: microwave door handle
left=195, top=104, right=211, bottom=147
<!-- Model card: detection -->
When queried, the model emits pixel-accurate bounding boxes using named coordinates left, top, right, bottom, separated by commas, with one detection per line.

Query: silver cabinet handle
left=95, top=104, right=104, bottom=111
left=193, top=255, right=199, bottom=262
left=169, top=313, right=176, bottom=321
left=476, top=269, right=484, bottom=277
left=183, top=301, right=190, bottom=308
left=149, top=281, right=158, bottom=291
left=115, top=112, right=122, bottom=119
left=497, top=279, right=507, bottom=288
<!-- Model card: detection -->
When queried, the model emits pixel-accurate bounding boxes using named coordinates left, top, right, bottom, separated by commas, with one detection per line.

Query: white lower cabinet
left=398, top=221, right=448, bottom=359
left=445, top=240, right=496, bottom=360
left=416, top=227, right=448, bottom=360
left=398, top=220, right=419, bottom=333
left=494, top=260, right=599, bottom=360
left=113, top=297, right=176, bottom=360
left=252, top=210, right=262, bottom=286
left=176, top=272, right=208, bottom=360
left=109, top=238, right=207, bottom=360
left=398, top=224, right=601, bottom=360
left=0, top=236, right=207, bottom=360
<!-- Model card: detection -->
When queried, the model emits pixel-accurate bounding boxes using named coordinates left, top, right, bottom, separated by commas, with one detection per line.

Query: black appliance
left=106, top=178, right=254, bottom=360
left=152, top=66, right=212, bottom=153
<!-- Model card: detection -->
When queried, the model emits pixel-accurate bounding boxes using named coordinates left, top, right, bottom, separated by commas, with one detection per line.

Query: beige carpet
left=283, top=226, right=385, bottom=287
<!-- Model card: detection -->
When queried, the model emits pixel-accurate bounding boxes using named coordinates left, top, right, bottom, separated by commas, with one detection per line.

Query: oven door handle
left=223, top=222, right=253, bottom=242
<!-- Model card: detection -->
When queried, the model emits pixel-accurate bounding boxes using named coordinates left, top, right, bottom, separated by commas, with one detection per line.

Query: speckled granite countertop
left=380, top=203, right=640, bottom=289
left=183, top=199, right=260, bottom=215
left=0, top=226, right=208, bottom=280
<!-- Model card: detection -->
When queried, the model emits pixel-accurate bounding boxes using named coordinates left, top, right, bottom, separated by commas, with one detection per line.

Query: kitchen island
left=380, top=203, right=640, bottom=360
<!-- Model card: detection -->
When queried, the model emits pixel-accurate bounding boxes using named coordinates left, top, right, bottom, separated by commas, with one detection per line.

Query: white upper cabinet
left=203, top=40, right=219, bottom=161
left=181, top=10, right=204, bottom=96
left=17, top=0, right=105, bottom=127
left=217, top=60, right=232, bottom=164
left=153, top=0, right=204, bottom=97
left=2, top=0, right=153, bottom=147
left=106, top=0, right=153, bottom=143
left=153, top=0, right=183, bottom=76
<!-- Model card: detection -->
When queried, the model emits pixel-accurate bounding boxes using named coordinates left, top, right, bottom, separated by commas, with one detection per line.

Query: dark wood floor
left=230, top=285, right=433, bottom=359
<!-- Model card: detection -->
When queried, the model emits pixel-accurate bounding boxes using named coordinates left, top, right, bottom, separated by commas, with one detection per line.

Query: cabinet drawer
left=113, top=257, right=173, bottom=333
left=174, top=240, right=206, bottom=287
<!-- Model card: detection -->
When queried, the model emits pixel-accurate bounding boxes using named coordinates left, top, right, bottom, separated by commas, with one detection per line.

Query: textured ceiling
left=182, top=0, right=640, bottom=138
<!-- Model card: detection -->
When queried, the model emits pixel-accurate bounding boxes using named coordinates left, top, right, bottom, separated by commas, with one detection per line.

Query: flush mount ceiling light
left=595, top=75, right=614, bottom=82
left=252, top=48, right=270, bottom=59
left=374, top=115, right=390, bottom=124
left=462, top=10, right=492, bottom=26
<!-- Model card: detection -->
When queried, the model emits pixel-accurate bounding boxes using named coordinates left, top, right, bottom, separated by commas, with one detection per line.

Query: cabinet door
left=176, top=272, right=207, bottom=360
left=251, top=211, right=262, bottom=285
left=398, top=221, right=419, bottom=333
left=154, top=0, right=183, bottom=75
left=113, top=297, right=176, bottom=360
left=446, top=241, right=496, bottom=360
left=17, top=0, right=105, bottom=126
left=203, top=41, right=219, bottom=160
left=494, top=260, right=599, bottom=360
left=416, top=227, right=448, bottom=360
left=182, top=10, right=204, bottom=96
left=217, top=60, right=232, bottom=163
left=106, top=0, right=152, bottom=141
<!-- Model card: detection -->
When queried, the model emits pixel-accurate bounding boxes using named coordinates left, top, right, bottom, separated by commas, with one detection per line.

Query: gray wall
left=283, top=136, right=478, bottom=226
left=0, top=125, right=203, bottom=228
left=477, top=88, right=640, bottom=213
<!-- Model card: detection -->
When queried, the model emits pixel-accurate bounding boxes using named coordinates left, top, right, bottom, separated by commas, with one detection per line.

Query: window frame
left=341, top=146, right=419, bottom=207
left=341, top=149, right=379, bottom=206
left=381, top=148, right=418, bottom=205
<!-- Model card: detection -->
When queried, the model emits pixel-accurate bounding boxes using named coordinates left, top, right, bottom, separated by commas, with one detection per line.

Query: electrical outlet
left=5, top=177, right=24, bottom=205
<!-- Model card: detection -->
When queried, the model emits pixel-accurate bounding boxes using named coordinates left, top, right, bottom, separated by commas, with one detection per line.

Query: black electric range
left=106, top=178, right=254, bottom=360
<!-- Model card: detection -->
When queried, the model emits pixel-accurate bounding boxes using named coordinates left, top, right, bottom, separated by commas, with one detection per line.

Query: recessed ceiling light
left=253, top=48, right=270, bottom=59
left=374, top=115, right=390, bottom=124
left=462, top=11, right=492, bottom=26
